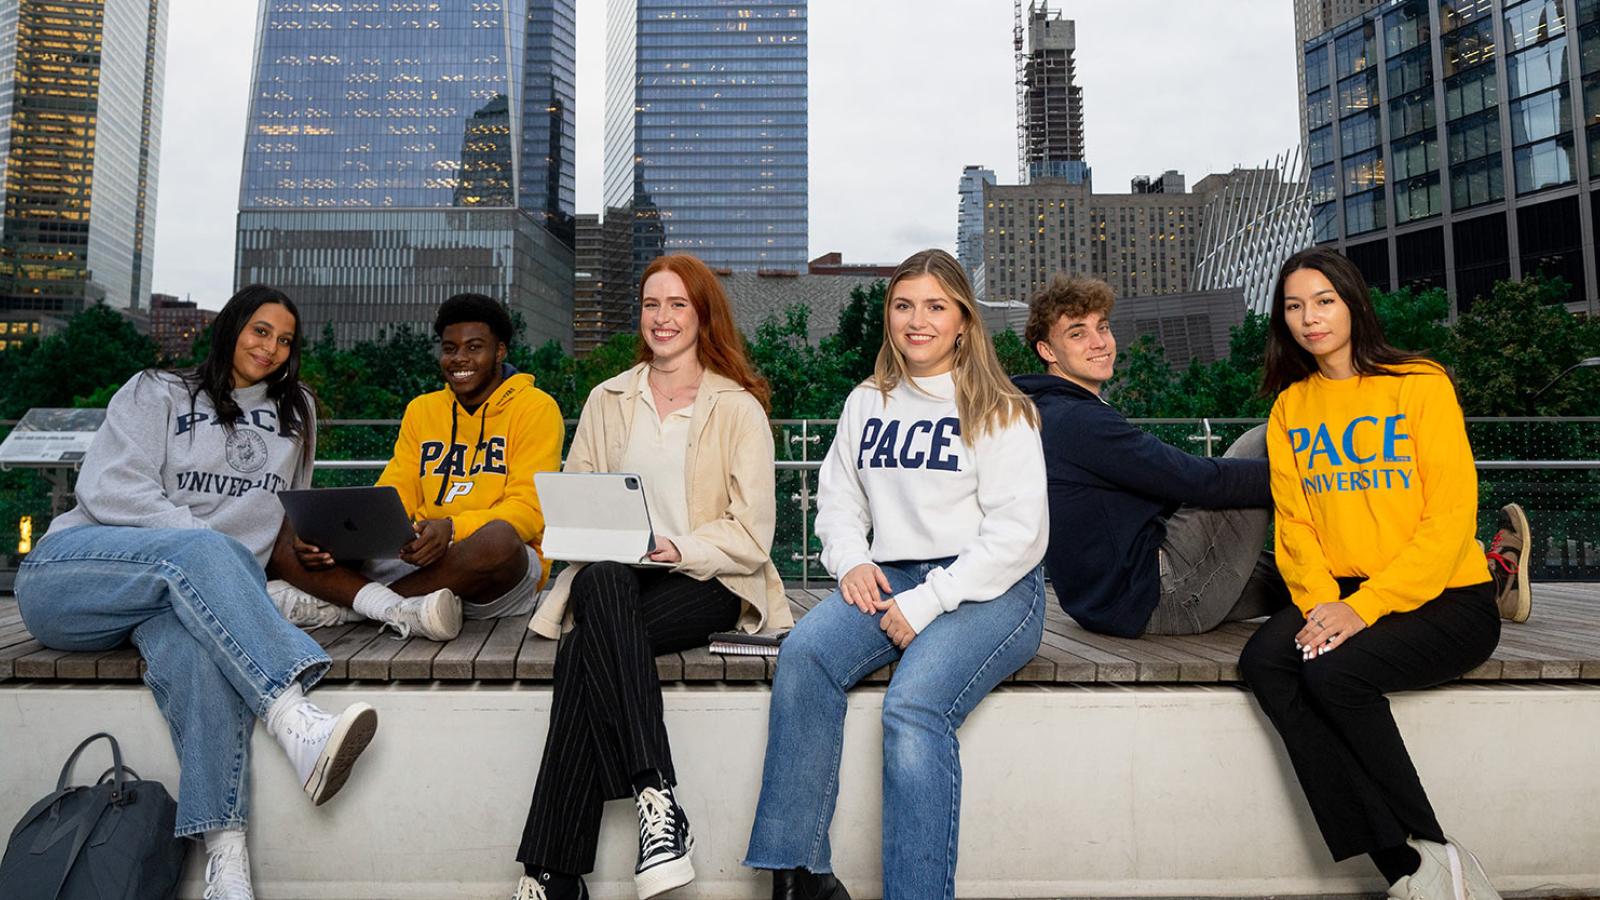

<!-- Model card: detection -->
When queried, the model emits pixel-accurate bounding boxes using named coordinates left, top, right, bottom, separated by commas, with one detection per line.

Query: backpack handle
left=55, top=733, right=127, bottom=799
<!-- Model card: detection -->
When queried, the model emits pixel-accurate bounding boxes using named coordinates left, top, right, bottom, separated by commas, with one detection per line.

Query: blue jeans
left=16, top=525, right=331, bottom=836
left=744, top=561, right=1045, bottom=900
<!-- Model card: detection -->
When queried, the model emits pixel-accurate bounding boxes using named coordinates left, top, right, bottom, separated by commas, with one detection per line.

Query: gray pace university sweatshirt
left=46, top=371, right=316, bottom=565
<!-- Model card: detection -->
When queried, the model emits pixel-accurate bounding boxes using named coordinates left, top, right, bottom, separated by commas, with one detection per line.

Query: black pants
left=517, top=562, right=742, bottom=875
left=1238, top=579, right=1500, bottom=861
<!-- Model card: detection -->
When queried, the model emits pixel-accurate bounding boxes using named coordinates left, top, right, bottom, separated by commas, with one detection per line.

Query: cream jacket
left=528, top=363, right=792, bottom=638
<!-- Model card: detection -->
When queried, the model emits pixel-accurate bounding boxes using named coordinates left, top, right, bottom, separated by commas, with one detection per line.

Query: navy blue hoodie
left=1013, top=373, right=1271, bottom=636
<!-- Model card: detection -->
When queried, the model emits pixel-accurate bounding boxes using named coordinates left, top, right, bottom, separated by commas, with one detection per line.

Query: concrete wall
left=1, top=682, right=1595, bottom=899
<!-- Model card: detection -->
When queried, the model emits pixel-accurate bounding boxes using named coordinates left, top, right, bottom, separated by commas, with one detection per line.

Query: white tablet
left=535, top=472, right=674, bottom=568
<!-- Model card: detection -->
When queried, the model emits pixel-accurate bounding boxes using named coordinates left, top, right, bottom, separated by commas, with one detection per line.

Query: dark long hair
left=1261, top=247, right=1436, bottom=396
left=182, top=284, right=314, bottom=445
left=637, top=254, right=771, bottom=412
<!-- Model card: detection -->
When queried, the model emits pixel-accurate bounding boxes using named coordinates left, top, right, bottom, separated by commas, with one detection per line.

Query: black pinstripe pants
left=517, top=561, right=742, bottom=875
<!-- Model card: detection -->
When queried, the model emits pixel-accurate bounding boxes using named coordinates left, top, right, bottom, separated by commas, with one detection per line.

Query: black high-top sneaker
left=772, top=867, right=852, bottom=900
left=633, top=785, right=694, bottom=899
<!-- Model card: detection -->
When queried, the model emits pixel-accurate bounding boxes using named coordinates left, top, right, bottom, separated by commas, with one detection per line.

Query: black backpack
left=0, top=732, right=188, bottom=900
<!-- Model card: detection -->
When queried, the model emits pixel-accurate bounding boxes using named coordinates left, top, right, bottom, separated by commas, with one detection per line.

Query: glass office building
left=235, top=0, right=576, bottom=347
left=605, top=0, right=808, bottom=274
left=1305, top=0, right=1599, bottom=314
left=0, top=0, right=168, bottom=329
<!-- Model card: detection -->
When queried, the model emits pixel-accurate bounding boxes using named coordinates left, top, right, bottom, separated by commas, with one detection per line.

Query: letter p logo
left=442, top=482, right=475, bottom=503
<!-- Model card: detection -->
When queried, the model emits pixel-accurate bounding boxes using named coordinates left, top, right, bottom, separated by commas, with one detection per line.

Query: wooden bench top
left=2, top=584, right=1598, bottom=685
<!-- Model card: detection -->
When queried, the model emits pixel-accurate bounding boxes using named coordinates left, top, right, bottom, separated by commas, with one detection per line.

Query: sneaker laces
left=203, top=843, right=252, bottom=900
left=513, top=876, right=548, bottom=900
left=380, top=596, right=424, bottom=640
left=636, top=787, right=677, bottom=860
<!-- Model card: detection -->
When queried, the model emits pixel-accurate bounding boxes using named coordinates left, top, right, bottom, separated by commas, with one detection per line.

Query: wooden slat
left=57, top=648, right=124, bottom=679
left=655, top=652, right=684, bottom=682
left=388, top=636, right=445, bottom=680
left=432, top=619, right=496, bottom=680
left=347, top=631, right=409, bottom=680
left=720, top=652, right=770, bottom=682
left=320, top=623, right=385, bottom=681
left=97, top=646, right=144, bottom=680
left=15, top=647, right=72, bottom=679
left=679, top=645, right=725, bottom=681
left=0, top=638, right=46, bottom=679
left=516, top=631, right=559, bottom=680
left=474, top=616, right=530, bottom=680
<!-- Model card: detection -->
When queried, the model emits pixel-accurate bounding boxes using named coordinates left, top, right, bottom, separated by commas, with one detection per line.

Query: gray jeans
left=1143, top=424, right=1290, bottom=635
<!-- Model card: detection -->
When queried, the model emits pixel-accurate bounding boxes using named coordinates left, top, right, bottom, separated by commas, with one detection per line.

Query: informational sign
left=0, top=408, right=107, bottom=466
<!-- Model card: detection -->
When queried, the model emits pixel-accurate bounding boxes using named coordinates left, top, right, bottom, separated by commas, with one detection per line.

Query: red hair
left=637, top=254, right=771, bottom=412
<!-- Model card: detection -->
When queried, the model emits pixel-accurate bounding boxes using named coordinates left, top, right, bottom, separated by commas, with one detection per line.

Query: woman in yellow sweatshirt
left=1239, top=248, right=1521, bottom=898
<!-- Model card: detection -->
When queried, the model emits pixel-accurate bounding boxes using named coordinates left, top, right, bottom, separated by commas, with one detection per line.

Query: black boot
left=772, top=867, right=851, bottom=900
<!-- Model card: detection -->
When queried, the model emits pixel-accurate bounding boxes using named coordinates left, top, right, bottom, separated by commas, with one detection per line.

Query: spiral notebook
left=708, top=630, right=789, bottom=657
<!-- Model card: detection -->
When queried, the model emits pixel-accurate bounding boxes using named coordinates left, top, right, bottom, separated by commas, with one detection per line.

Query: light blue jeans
left=16, top=525, right=331, bottom=836
left=744, top=560, right=1045, bottom=900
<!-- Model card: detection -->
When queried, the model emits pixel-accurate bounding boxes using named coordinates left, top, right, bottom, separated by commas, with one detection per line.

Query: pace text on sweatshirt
left=1267, top=362, right=1490, bottom=624
left=815, top=372, right=1049, bottom=633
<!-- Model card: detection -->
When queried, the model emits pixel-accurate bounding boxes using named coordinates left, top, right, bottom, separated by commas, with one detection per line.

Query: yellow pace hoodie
left=377, top=371, right=563, bottom=584
left=1266, top=361, right=1490, bottom=625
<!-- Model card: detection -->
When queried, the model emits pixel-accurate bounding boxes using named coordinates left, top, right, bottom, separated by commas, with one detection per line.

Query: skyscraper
left=235, top=0, right=576, bottom=347
left=1293, top=0, right=1384, bottom=142
left=957, top=165, right=995, bottom=296
left=606, top=0, right=808, bottom=275
left=0, top=0, right=168, bottom=331
left=1020, top=3, right=1087, bottom=185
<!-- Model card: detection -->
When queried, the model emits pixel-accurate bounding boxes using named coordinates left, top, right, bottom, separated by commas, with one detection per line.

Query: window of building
left=1449, top=107, right=1504, bottom=163
left=1390, top=89, right=1438, bottom=139
left=1451, top=155, right=1505, bottom=208
left=1341, top=109, right=1381, bottom=155
left=1507, top=34, right=1570, bottom=97
left=1387, top=0, right=1433, bottom=55
left=1306, top=43, right=1331, bottom=94
left=1504, top=0, right=1568, bottom=53
left=1344, top=148, right=1386, bottom=194
left=1387, top=44, right=1435, bottom=97
left=1512, top=133, right=1577, bottom=191
left=1452, top=210, right=1511, bottom=310
left=1441, top=0, right=1495, bottom=34
left=1311, top=164, right=1338, bottom=205
left=1579, top=0, right=1600, bottom=24
left=1393, top=132, right=1441, bottom=180
left=1336, top=21, right=1378, bottom=78
left=1308, top=87, right=1334, bottom=129
left=1345, top=189, right=1387, bottom=235
left=1443, top=16, right=1497, bottom=76
left=1339, top=69, right=1380, bottom=114
left=1509, top=82, right=1574, bottom=144
left=1309, top=125, right=1336, bottom=167
left=1395, top=173, right=1443, bottom=223
left=1313, top=202, right=1339, bottom=242
left=1445, top=59, right=1499, bottom=117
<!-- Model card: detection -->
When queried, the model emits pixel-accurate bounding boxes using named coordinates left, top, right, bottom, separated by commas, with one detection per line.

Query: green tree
left=992, top=329, right=1042, bottom=376
left=1449, top=275, right=1600, bottom=416
left=1105, top=335, right=1180, bottom=418
left=821, top=281, right=886, bottom=386
left=1372, top=285, right=1452, bottom=364
left=0, top=304, right=159, bottom=417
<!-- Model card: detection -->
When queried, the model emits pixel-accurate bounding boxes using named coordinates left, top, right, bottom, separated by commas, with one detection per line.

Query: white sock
left=204, top=827, right=247, bottom=857
left=353, top=582, right=405, bottom=620
left=264, top=682, right=306, bottom=741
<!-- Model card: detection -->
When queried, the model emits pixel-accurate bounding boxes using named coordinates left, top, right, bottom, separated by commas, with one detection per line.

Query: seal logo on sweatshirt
left=225, top=429, right=269, bottom=474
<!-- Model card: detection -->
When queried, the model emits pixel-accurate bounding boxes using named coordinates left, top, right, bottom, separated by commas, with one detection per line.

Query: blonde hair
left=871, top=249, right=1039, bottom=441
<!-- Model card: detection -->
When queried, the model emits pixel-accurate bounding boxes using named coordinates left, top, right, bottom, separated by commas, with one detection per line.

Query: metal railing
left=4, top=418, right=1598, bottom=584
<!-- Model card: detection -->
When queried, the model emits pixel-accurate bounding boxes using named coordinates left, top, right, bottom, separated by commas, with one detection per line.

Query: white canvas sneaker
left=203, top=841, right=253, bottom=900
left=381, top=588, right=462, bottom=641
left=266, top=580, right=361, bottom=628
left=271, top=698, right=378, bottom=805
left=1387, top=838, right=1466, bottom=900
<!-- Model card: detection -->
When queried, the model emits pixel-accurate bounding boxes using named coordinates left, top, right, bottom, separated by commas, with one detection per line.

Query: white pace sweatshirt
left=815, top=372, right=1049, bottom=633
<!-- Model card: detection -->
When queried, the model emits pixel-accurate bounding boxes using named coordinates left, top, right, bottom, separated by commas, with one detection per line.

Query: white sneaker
left=381, top=588, right=462, bottom=641
left=1447, top=835, right=1503, bottom=899
left=1388, top=837, right=1466, bottom=900
left=266, top=580, right=361, bottom=628
left=203, top=841, right=253, bottom=900
left=271, top=698, right=378, bottom=805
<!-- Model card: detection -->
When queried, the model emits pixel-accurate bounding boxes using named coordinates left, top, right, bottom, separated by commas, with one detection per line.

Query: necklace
left=649, top=367, right=702, bottom=402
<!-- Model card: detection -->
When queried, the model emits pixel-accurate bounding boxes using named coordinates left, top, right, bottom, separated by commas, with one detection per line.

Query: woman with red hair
left=513, top=254, right=792, bottom=900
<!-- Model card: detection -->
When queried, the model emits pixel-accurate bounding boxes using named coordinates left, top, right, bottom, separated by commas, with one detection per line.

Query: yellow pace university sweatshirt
left=1266, top=361, right=1490, bottom=625
left=377, top=372, right=563, bottom=584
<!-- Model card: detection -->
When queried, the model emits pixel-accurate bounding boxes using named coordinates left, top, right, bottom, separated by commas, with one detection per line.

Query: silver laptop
left=535, top=472, right=673, bottom=567
left=278, top=486, right=414, bottom=561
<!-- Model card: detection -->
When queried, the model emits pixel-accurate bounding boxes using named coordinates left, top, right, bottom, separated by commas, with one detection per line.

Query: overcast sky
left=150, top=0, right=1300, bottom=308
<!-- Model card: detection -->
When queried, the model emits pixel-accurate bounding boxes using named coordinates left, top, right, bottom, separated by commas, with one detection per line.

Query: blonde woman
left=743, top=249, right=1048, bottom=900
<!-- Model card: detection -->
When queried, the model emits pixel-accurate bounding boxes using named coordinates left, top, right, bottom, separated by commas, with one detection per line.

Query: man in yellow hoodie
left=268, top=294, right=564, bottom=641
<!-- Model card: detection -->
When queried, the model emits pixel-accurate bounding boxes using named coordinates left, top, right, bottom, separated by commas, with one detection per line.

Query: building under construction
left=1018, top=2, right=1087, bottom=184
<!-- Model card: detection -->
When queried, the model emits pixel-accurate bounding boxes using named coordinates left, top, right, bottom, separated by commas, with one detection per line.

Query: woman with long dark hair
left=513, top=254, right=792, bottom=900
left=743, top=249, right=1048, bottom=900
left=1240, top=248, right=1526, bottom=897
left=14, top=286, right=379, bottom=900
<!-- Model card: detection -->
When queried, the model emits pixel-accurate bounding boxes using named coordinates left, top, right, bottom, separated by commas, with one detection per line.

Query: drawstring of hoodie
left=433, top=397, right=490, bottom=506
